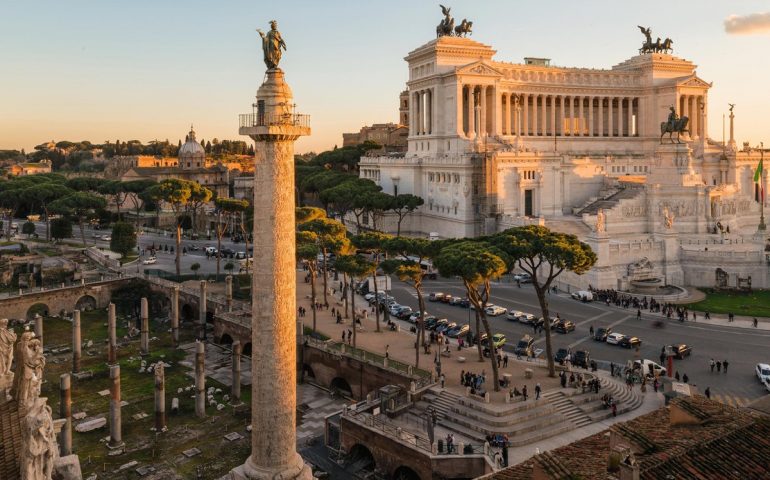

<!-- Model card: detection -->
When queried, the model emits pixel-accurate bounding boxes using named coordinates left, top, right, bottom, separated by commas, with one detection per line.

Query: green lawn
left=687, top=289, right=770, bottom=318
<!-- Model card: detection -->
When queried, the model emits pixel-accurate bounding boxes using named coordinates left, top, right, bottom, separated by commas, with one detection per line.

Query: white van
left=629, top=359, right=667, bottom=377
left=571, top=291, right=593, bottom=302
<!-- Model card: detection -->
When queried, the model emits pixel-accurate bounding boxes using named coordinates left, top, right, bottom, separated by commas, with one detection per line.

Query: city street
left=384, top=276, right=770, bottom=406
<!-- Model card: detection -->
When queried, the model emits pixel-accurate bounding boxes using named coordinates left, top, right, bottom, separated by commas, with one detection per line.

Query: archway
left=181, top=304, right=195, bottom=321
left=242, top=343, right=252, bottom=356
left=302, top=364, right=316, bottom=380
left=393, top=466, right=421, bottom=480
left=346, top=444, right=375, bottom=476
left=75, top=295, right=97, bottom=311
left=26, top=303, right=49, bottom=321
left=220, top=333, right=234, bottom=345
left=330, top=377, right=353, bottom=397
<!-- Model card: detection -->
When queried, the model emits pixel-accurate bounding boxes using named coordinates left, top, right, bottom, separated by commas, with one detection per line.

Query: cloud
left=725, top=12, right=770, bottom=35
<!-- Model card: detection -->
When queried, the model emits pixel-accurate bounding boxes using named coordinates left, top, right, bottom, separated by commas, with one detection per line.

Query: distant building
left=233, top=175, right=254, bottom=203
left=121, top=126, right=229, bottom=198
left=8, top=160, right=52, bottom=176
left=342, top=122, right=408, bottom=152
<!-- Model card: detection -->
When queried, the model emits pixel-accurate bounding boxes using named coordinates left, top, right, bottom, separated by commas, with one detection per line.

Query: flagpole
left=757, top=142, right=767, bottom=232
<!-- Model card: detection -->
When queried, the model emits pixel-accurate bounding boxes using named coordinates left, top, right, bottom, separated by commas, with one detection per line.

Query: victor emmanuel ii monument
left=360, top=7, right=769, bottom=291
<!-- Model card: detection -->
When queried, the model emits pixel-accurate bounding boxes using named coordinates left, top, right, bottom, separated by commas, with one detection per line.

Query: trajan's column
left=230, top=20, right=312, bottom=480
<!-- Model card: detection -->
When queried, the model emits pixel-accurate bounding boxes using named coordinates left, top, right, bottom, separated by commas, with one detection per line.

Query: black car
left=593, top=327, right=612, bottom=341
left=573, top=350, right=590, bottom=368
left=554, top=320, right=576, bottom=333
left=513, top=335, right=535, bottom=357
left=430, top=319, right=449, bottom=331
left=220, top=247, right=236, bottom=257
left=669, top=344, right=692, bottom=359
left=436, top=322, right=456, bottom=335
left=619, top=336, right=642, bottom=349
left=554, top=348, right=570, bottom=364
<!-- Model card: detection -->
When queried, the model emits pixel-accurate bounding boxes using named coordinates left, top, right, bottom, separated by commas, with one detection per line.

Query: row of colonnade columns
left=679, top=94, right=705, bottom=139
left=411, top=88, right=434, bottom=136
left=461, top=85, right=642, bottom=139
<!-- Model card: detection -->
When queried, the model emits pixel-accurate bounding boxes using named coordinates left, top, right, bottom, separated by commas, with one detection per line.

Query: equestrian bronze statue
left=660, top=107, right=689, bottom=144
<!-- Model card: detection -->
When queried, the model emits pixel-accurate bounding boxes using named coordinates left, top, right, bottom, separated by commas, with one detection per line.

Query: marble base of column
left=154, top=364, right=166, bottom=432
left=229, top=456, right=311, bottom=480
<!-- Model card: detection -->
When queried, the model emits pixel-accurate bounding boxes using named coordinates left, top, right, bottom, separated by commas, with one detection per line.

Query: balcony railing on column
left=239, top=112, right=310, bottom=128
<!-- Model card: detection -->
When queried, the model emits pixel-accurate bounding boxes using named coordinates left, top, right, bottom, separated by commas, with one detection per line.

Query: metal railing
left=0, top=273, right=134, bottom=301
left=239, top=112, right=310, bottom=129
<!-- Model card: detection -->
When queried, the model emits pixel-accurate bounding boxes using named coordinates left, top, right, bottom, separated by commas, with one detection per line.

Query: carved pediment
left=677, top=75, right=712, bottom=89
left=456, top=61, right=503, bottom=77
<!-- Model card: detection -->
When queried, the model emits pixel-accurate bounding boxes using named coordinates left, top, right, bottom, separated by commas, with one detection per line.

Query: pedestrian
left=342, top=331, right=345, bottom=342
left=589, top=325, right=594, bottom=337
left=496, top=353, right=502, bottom=369
left=710, top=358, right=715, bottom=373
left=522, top=385, right=528, bottom=401
left=440, top=373, right=445, bottom=388
left=716, top=361, right=722, bottom=372
left=446, top=433, right=454, bottom=453
left=637, top=308, right=641, bottom=320
left=610, top=362, right=615, bottom=376
left=705, top=387, right=711, bottom=399
left=692, top=311, right=696, bottom=322
left=675, top=371, right=680, bottom=381
left=723, top=359, right=729, bottom=373
left=611, top=402, right=617, bottom=417
left=347, top=329, right=352, bottom=344
left=503, top=353, right=508, bottom=368
left=460, top=370, right=465, bottom=385
left=535, top=383, right=541, bottom=400
left=682, top=373, right=689, bottom=383
left=385, top=345, right=389, bottom=359
left=705, top=311, right=710, bottom=320
left=754, top=318, right=759, bottom=328
left=560, top=371, right=567, bottom=388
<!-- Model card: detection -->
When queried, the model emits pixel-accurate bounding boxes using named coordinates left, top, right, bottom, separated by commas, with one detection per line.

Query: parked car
left=142, top=256, right=157, bottom=265
left=482, top=333, right=507, bottom=355
left=364, top=293, right=376, bottom=302
left=619, top=336, right=642, bottom=349
left=593, top=327, right=612, bottom=342
left=388, top=304, right=404, bottom=316
left=395, top=307, right=413, bottom=319
left=756, top=363, right=770, bottom=384
left=430, top=318, right=449, bottom=331
left=439, top=294, right=453, bottom=303
left=448, top=296, right=464, bottom=306
left=446, top=324, right=470, bottom=338
left=220, top=247, right=236, bottom=257
left=421, top=316, right=438, bottom=328
left=436, top=322, right=456, bottom=335
left=100, top=235, right=112, bottom=241
left=554, top=348, right=570, bottom=364
left=514, top=335, right=535, bottom=357
left=485, top=305, right=507, bottom=317
left=669, top=344, right=692, bottom=359
left=513, top=273, right=532, bottom=283
left=457, top=298, right=470, bottom=308
left=518, top=313, right=536, bottom=325
left=571, top=290, right=593, bottom=302
left=606, top=333, right=625, bottom=345
left=573, top=350, right=590, bottom=368
left=428, top=292, right=445, bottom=302
left=553, top=320, right=576, bottom=333
left=507, top=310, right=524, bottom=321
left=235, top=251, right=250, bottom=259
left=205, top=246, right=218, bottom=255
left=188, top=244, right=200, bottom=251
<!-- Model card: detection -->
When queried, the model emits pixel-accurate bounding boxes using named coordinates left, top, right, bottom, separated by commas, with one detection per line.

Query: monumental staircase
left=410, top=374, right=643, bottom=447
left=576, top=183, right=645, bottom=216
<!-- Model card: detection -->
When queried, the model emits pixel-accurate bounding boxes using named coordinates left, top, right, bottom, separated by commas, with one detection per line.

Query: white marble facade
left=360, top=36, right=769, bottom=290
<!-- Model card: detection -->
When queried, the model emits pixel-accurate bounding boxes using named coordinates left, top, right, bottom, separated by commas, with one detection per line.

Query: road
left=385, top=276, right=769, bottom=406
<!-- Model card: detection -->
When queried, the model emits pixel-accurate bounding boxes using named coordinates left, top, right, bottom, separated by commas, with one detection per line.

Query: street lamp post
left=759, top=143, right=766, bottom=231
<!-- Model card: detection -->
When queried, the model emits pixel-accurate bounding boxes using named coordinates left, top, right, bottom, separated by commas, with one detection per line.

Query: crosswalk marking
left=711, top=393, right=749, bottom=407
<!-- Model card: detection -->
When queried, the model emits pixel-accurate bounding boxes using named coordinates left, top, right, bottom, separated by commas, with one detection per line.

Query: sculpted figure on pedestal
left=0, top=318, right=16, bottom=376
left=595, top=209, right=606, bottom=233
left=20, top=397, right=58, bottom=480
left=663, top=207, right=675, bottom=229
left=257, top=20, right=286, bottom=70
left=12, top=331, right=46, bottom=409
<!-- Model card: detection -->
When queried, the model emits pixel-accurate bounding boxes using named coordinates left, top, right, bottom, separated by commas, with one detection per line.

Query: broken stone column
left=34, top=313, right=43, bottom=346
left=154, top=363, right=166, bottom=432
left=231, top=341, right=241, bottom=402
left=59, top=373, right=72, bottom=456
left=199, top=280, right=207, bottom=340
left=171, top=286, right=179, bottom=347
left=109, top=364, right=123, bottom=447
left=108, top=302, right=117, bottom=364
left=195, top=341, right=205, bottom=418
left=140, top=297, right=149, bottom=355
left=225, top=275, right=233, bottom=312
left=72, top=310, right=81, bottom=373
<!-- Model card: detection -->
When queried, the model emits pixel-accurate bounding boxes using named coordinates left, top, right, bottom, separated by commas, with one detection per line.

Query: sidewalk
left=297, top=271, right=561, bottom=401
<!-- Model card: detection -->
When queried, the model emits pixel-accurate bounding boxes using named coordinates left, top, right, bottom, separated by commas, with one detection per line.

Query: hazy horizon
left=2, top=0, right=770, bottom=155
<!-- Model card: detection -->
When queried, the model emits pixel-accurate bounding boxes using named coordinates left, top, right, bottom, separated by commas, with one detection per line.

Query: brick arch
left=75, top=294, right=97, bottom=311
left=26, top=303, right=49, bottom=320
left=220, top=333, right=234, bottom=345
left=348, top=444, right=376, bottom=474
left=393, top=466, right=421, bottom=480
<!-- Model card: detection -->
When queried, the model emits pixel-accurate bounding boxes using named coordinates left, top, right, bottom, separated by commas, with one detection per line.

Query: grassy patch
left=687, top=289, right=770, bottom=318
left=32, top=311, right=252, bottom=479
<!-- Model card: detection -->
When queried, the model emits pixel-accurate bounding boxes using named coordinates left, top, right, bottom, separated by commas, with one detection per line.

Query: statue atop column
left=12, top=331, right=46, bottom=409
left=637, top=26, right=673, bottom=54
left=20, top=397, right=58, bottom=480
left=436, top=5, right=455, bottom=37
left=257, top=20, right=286, bottom=70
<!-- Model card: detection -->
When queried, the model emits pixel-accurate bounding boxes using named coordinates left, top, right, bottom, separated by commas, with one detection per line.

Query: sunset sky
left=2, top=0, right=769, bottom=154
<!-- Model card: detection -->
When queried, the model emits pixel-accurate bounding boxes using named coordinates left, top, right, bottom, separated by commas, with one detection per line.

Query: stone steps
left=445, top=401, right=556, bottom=429
left=542, top=390, right=593, bottom=428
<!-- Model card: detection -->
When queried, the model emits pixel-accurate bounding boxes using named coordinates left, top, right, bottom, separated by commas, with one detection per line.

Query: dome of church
left=179, top=126, right=205, bottom=159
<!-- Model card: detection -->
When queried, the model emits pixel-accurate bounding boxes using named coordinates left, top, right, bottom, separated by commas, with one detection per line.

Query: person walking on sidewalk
left=440, top=373, right=445, bottom=388
left=705, top=387, right=711, bottom=399
left=716, top=361, right=722, bottom=372
left=503, top=353, right=508, bottom=368
left=522, top=385, right=528, bottom=401
left=589, top=325, right=594, bottom=337
left=710, top=358, right=715, bottom=373
left=754, top=318, right=759, bottom=328
left=535, top=383, right=541, bottom=400
left=723, top=359, right=729, bottom=373
left=385, top=345, right=389, bottom=359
